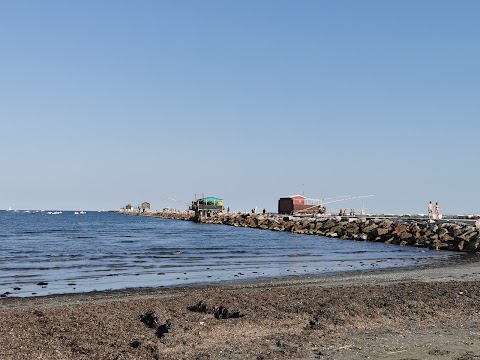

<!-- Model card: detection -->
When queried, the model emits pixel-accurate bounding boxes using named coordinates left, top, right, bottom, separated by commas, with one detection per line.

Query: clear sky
left=1, top=1, right=479, bottom=214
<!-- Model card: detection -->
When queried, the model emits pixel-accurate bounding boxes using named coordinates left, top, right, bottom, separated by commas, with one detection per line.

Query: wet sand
left=2, top=255, right=480, bottom=359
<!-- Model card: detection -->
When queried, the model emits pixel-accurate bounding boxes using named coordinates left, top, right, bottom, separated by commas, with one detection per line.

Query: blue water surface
left=0, top=210, right=459, bottom=297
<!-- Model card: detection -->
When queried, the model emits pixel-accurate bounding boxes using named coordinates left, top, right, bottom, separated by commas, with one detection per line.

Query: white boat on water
left=74, top=211, right=87, bottom=215
left=7, top=207, right=12, bottom=211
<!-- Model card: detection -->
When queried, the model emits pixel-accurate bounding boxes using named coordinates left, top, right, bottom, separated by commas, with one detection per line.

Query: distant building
left=278, top=195, right=322, bottom=215
left=140, top=202, right=151, bottom=214
left=190, top=197, right=223, bottom=221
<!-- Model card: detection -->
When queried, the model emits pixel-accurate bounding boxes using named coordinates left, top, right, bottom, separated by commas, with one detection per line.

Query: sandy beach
left=1, top=255, right=480, bottom=359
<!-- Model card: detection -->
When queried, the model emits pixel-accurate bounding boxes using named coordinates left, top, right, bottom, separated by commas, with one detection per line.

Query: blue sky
left=1, top=1, right=479, bottom=214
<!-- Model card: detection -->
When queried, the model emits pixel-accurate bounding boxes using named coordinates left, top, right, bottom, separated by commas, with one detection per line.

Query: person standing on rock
left=435, top=202, right=441, bottom=219
left=428, top=201, right=433, bottom=219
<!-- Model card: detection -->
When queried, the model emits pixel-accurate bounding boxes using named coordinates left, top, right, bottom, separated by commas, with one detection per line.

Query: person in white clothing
left=435, top=202, right=441, bottom=219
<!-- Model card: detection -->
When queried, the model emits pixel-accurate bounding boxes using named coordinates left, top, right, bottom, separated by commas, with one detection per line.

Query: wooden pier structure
left=190, top=197, right=224, bottom=222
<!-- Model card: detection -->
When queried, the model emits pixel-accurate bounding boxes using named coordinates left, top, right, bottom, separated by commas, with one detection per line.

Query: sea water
left=0, top=211, right=460, bottom=297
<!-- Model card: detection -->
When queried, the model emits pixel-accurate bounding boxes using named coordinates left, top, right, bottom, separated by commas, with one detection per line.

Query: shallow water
left=0, top=211, right=460, bottom=297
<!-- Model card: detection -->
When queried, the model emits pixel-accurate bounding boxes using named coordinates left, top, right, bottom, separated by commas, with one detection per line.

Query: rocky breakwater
left=198, top=213, right=480, bottom=252
left=141, top=211, right=194, bottom=221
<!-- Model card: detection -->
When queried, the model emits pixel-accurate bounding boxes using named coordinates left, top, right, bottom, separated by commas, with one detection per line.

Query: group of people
left=338, top=208, right=355, bottom=216
left=428, top=201, right=441, bottom=219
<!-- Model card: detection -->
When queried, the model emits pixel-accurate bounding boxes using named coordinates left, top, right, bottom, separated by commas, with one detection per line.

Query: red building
left=278, top=195, right=322, bottom=215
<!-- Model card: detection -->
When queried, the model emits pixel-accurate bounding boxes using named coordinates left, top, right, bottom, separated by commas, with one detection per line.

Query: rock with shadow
left=139, top=310, right=172, bottom=340
left=187, top=300, right=244, bottom=319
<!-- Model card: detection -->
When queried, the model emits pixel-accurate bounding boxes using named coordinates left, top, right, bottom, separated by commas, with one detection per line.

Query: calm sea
left=0, top=210, right=459, bottom=297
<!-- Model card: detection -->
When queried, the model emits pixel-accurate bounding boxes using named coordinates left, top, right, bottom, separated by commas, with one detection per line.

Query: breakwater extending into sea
left=142, top=212, right=480, bottom=252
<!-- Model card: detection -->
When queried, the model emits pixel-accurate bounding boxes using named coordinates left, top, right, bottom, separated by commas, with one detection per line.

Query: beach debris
left=131, top=341, right=160, bottom=359
left=69, top=340, right=92, bottom=356
left=146, top=343, right=160, bottom=360
left=140, top=310, right=159, bottom=329
left=214, top=306, right=242, bottom=319
left=139, top=311, right=172, bottom=340
left=270, top=339, right=298, bottom=354
left=155, top=320, right=171, bottom=339
left=187, top=300, right=208, bottom=313
left=457, top=290, right=472, bottom=298
left=428, top=349, right=450, bottom=356
left=306, top=319, right=317, bottom=330
left=130, top=340, right=141, bottom=348
left=33, top=310, right=44, bottom=317
left=187, top=300, right=244, bottom=319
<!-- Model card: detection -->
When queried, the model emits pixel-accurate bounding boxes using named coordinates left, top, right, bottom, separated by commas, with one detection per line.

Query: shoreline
left=2, top=254, right=480, bottom=359
left=0, top=253, right=480, bottom=311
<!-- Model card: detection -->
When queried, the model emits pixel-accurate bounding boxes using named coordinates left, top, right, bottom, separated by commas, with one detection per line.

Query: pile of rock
left=143, top=211, right=194, bottom=221
left=197, top=213, right=480, bottom=252
left=137, top=211, right=480, bottom=253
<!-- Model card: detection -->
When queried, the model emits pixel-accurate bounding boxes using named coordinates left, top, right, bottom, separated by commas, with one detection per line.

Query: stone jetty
left=141, top=211, right=480, bottom=252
